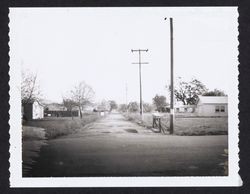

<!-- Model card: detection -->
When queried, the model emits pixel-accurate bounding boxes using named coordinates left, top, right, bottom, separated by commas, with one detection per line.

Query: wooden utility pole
left=125, top=83, right=128, bottom=106
left=165, top=17, right=174, bottom=134
left=125, top=83, right=128, bottom=113
left=131, top=49, right=148, bottom=117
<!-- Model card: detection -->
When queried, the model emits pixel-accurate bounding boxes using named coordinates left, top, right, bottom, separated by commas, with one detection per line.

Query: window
left=215, top=105, right=226, bottom=112
left=220, top=106, right=225, bottom=112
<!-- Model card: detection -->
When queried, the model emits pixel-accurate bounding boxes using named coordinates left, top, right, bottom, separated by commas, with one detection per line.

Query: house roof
left=197, top=96, right=228, bottom=105
left=45, top=103, right=65, bottom=111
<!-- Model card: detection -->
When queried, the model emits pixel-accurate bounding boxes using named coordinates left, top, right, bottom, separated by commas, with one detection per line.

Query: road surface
left=26, top=113, right=228, bottom=177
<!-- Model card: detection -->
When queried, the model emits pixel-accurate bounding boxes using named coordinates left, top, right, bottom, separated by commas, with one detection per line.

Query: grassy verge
left=23, top=113, right=101, bottom=139
left=22, top=126, right=46, bottom=141
left=123, top=112, right=228, bottom=136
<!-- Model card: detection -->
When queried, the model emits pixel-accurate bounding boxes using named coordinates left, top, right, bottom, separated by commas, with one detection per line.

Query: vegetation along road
left=25, top=113, right=228, bottom=177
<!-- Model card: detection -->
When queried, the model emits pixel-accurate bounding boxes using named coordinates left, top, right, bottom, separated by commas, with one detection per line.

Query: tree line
left=21, top=70, right=95, bottom=119
left=119, top=77, right=227, bottom=113
left=21, top=70, right=119, bottom=119
left=22, top=70, right=226, bottom=115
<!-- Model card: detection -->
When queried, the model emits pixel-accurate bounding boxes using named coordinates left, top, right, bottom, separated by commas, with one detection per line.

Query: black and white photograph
left=8, top=7, right=241, bottom=187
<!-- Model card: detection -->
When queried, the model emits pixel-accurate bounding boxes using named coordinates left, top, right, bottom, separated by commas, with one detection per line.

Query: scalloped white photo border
left=9, top=7, right=242, bottom=187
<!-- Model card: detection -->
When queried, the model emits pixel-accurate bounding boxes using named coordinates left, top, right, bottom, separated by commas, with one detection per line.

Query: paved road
left=27, top=113, right=228, bottom=177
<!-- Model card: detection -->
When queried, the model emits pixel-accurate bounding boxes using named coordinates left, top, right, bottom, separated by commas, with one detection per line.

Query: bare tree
left=21, top=70, right=41, bottom=105
left=70, top=81, right=95, bottom=119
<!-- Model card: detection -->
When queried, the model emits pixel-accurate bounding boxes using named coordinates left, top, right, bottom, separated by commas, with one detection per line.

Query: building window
left=215, top=105, right=226, bottom=112
left=220, top=106, right=225, bottom=112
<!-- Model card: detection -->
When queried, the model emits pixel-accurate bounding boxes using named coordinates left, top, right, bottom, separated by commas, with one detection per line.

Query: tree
left=118, top=104, right=128, bottom=112
left=127, top=101, right=139, bottom=112
left=203, top=89, right=227, bottom=96
left=21, top=70, right=42, bottom=105
left=97, top=100, right=110, bottom=111
left=62, top=98, right=77, bottom=119
left=70, top=81, right=95, bottom=119
left=143, top=103, right=153, bottom=113
left=153, top=95, right=167, bottom=112
left=170, top=78, right=208, bottom=105
left=109, top=100, right=118, bottom=111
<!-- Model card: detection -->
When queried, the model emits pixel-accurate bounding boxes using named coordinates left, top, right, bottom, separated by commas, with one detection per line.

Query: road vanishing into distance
left=26, top=113, right=228, bottom=177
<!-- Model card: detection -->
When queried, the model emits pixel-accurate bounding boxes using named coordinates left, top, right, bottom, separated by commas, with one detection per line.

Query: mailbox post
left=152, top=112, right=162, bottom=133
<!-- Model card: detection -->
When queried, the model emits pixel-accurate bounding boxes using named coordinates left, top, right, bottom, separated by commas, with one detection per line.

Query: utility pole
left=131, top=49, right=148, bottom=117
left=125, top=83, right=128, bottom=106
left=165, top=17, right=174, bottom=134
left=125, top=83, right=128, bottom=113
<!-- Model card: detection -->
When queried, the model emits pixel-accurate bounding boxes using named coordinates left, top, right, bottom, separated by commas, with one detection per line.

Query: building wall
left=196, top=104, right=227, bottom=117
left=175, top=106, right=196, bottom=113
left=32, top=101, right=44, bottom=119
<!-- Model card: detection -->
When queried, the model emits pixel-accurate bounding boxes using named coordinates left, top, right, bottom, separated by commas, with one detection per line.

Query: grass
left=23, top=113, right=101, bottom=139
left=22, top=126, right=46, bottom=140
left=124, top=112, right=228, bottom=136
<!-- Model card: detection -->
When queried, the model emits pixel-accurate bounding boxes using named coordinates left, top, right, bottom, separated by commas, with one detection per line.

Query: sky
left=10, top=7, right=238, bottom=104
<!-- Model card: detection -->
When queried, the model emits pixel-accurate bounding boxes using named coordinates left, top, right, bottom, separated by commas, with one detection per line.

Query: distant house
left=94, top=101, right=110, bottom=112
left=82, top=105, right=94, bottom=113
left=196, top=96, right=228, bottom=117
left=45, top=103, right=66, bottom=111
left=175, top=105, right=196, bottom=113
left=44, top=103, right=79, bottom=117
left=22, top=100, right=44, bottom=120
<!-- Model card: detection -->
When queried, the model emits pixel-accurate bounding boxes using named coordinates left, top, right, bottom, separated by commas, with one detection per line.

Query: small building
left=175, top=105, right=196, bottom=113
left=44, top=103, right=79, bottom=117
left=45, top=103, right=66, bottom=111
left=196, top=96, right=228, bottom=117
left=82, top=105, right=94, bottom=113
left=22, top=100, right=44, bottom=120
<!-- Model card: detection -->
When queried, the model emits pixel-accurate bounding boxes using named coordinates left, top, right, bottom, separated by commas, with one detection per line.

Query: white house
left=174, top=101, right=196, bottom=113
left=196, top=96, right=228, bottom=117
left=22, top=100, right=44, bottom=120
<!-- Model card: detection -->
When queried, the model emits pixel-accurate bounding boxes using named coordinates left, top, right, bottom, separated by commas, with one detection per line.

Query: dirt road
left=26, top=113, right=228, bottom=177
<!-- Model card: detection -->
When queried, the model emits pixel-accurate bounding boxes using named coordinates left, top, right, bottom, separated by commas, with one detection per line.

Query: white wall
left=197, top=104, right=227, bottom=117
left=32, top=101, right=44, bottom=119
